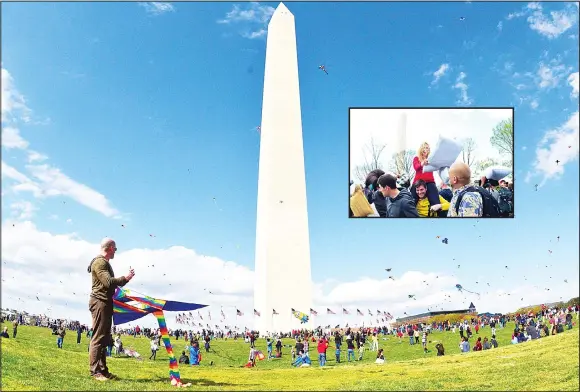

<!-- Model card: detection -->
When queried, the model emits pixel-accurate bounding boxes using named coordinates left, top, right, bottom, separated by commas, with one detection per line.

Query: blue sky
left=1, top=2, right=578, bottom=327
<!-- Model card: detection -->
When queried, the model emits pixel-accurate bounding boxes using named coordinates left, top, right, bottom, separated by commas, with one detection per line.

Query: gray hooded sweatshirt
left=386, top=189, right=419, bottom=218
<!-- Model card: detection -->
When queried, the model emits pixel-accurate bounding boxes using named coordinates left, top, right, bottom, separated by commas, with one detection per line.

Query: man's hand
left=126, top=268, right=135, bottom=281
left=430, top=204, right=442, bottom=212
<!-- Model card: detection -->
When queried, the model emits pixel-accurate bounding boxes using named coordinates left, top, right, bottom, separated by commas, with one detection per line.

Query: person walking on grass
left=76, top=324, right=83, bottom=345
left=57, top=323, right=66, bottom=349
left=87, top=238, right=135, bottom=382
left=150, top=336, right=158, bottom=360
left=266, top=338, right=273, bottom=360
left=317, top=337, right=328, bottom=366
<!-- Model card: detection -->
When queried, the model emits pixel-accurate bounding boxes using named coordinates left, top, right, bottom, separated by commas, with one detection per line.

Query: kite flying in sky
left=455, top=284, right=480, bottom=297
left=113, top=287, right=207, bottom=387
left=291, top=309, right=309, bottom=324
left=318, top=65, right=328, bottom=75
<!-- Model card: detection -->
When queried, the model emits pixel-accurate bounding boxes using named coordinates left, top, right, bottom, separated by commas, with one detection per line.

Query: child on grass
left=266, top=338, right=273, bottom=360
left=375, top=348, right=385, bottom=364
left=335, top=346, right=341, bottom=363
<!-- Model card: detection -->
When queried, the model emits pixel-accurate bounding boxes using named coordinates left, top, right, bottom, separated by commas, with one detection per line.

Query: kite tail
left=153, top=310, right=181, bottom=385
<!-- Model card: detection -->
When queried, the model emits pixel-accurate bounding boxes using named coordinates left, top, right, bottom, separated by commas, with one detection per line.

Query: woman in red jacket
left=411, top=142, right=441, bottom=208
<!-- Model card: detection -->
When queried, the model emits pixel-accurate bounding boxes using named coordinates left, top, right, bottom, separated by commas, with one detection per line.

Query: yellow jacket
left=417, top=195, right=450, bottom=217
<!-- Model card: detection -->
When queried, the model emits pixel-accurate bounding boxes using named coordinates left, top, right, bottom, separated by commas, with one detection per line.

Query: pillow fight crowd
left=349, top=142, right=514, bottom=218
left=2, top=302, right=576, bottom=368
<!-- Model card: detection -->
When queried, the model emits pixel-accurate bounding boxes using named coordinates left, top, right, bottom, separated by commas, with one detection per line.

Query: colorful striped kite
left=113, top=287, right=207, bottom=387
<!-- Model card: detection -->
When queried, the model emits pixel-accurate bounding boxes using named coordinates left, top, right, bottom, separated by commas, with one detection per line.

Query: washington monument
left=254, top=2, right=312, bottom=334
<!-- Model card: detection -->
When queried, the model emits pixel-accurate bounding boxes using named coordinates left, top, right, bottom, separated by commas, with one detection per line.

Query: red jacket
left=413, top=156, right=435, bottom=184
left=317, top=340, right=328, bottom=354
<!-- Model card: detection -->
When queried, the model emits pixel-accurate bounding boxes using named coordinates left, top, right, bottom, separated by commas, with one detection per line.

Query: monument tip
left=275, top=2, right=290, bottom=14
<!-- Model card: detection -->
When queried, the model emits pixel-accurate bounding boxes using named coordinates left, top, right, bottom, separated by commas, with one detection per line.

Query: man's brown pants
left=89, top=297, right=113, bottom=376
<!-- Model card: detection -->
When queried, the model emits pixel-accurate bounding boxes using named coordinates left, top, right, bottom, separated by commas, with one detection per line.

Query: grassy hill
left=1, top=322, right=578, bottom=391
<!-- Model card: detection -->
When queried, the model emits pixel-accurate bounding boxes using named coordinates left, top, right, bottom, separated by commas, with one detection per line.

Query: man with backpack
left=497, top=180, right=513, bottom=217
left=447, top=163, right=502, bottom=218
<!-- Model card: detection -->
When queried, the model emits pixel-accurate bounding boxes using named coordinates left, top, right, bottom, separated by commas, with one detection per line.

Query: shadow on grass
left=127, top=376, right=255, bottom=388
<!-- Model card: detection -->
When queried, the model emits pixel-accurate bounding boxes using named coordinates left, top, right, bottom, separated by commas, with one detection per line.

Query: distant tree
left=388, top=149, right=415, bottom=180
left=462, top=138, right=477, bottom=168
left=476, top=157, right=501, bottom=174
left=490, top=118, right=514, bottom=158
left=353, top=137, right=386, bottom=184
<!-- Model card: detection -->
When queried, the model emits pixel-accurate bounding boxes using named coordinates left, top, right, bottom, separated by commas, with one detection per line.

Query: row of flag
left=253, top=308, right=393, bottom=319
left=175, top=308, right=394, bottom=320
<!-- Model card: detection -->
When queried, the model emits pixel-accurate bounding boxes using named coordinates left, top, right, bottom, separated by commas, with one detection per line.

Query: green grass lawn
left=2, top=322, right=578, bottom=391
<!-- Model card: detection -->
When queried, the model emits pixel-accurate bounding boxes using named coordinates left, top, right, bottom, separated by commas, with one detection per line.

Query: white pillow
left=422, top=136, right=463, bottom=173
left=484, top=166, right=511, bottom=181
left=438, top=167, right=450, bottom=184
left=368, top=203, right=380, bottom=217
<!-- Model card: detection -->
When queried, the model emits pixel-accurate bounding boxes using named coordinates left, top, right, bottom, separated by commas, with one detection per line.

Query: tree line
left=352, top=118, right=514, bottom=185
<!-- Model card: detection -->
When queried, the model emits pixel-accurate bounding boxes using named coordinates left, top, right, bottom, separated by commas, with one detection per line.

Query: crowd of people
left=350, top=142, right=514, bottom=218
left=2, top=235, right=574, bottom=384
left=2, top=303, right=577, bottom=371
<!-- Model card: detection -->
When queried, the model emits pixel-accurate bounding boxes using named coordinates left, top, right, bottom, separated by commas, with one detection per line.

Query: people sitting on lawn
left=375, top=348, right=385, bottom=364
left=460, top=336, right=470, bottom=352
left=292, top=350, right=312, bottom=367
left=179, top=350, right=189, bottom=364
left=189, top=341, right=201, bottom=366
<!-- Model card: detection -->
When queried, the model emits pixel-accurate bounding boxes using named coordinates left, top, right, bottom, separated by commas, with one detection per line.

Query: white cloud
left=27, top=150, right=48, bottom=163
left=431, top=63, right=450, bottom=85
left=452, top=72, right=473, bottom=106
left=530, top=99, right=539, bottom=109
left=349, top=108, right=512, bottom=180
left=0, top=221, right=254, bottom=328
left=218, top=2, right=275, bottom=39
left=497, top=21, right=503, bottom=31
left=1, top=68, right=31, bottom=124
left=243, top=29, right=267, bottom=39
left=505, top=3, right=579, bottom=39
left=1, top=161, right=43, bottom=197
left=138, top=2, right=175, bottom=16
left=1, top=127, right=29, bottom=149
left=522, top=146, right=528, bottom=151
left=25, top=164, right=120, bottom=218
left=568, top=72, right=579, bottom=98
left=2, top=161, right=119, bottom=217
left=537, top=61, right=570, bottom=89
left=4, top=221, right=576, bottom=329
left=530, top=111, right=579, bottom=184
left=527, top=4, right=578, bottom=39
left=10, top=201, right=37, bottom=220
left=0, top=67, right=120, bottom=219
left=66, top=218, right=73, bottom=224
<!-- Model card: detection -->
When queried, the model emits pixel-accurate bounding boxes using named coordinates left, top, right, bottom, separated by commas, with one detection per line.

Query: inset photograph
left=349, top=108, right=514, bottom=218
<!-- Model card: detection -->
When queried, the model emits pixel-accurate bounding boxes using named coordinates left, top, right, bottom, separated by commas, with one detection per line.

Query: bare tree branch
left=353, top=137, right=387, bottom=183
left=388, top=149, right=415, bottom=180
left=462, top=138, right=477, bottom=168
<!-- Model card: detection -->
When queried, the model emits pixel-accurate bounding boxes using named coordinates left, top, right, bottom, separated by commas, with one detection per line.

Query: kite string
left=153, top=310, right=181, bottom=385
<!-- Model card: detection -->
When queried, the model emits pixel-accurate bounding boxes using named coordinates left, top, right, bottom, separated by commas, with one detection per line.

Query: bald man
left=447, top=162, right=483, bottom=218
left=87, top=238, right=134, bottom=381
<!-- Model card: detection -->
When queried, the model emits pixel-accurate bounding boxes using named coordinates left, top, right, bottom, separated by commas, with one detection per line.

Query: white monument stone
left=396, top=112, right=407, bottom=154
left=254, top=2, right=312, bottom=334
